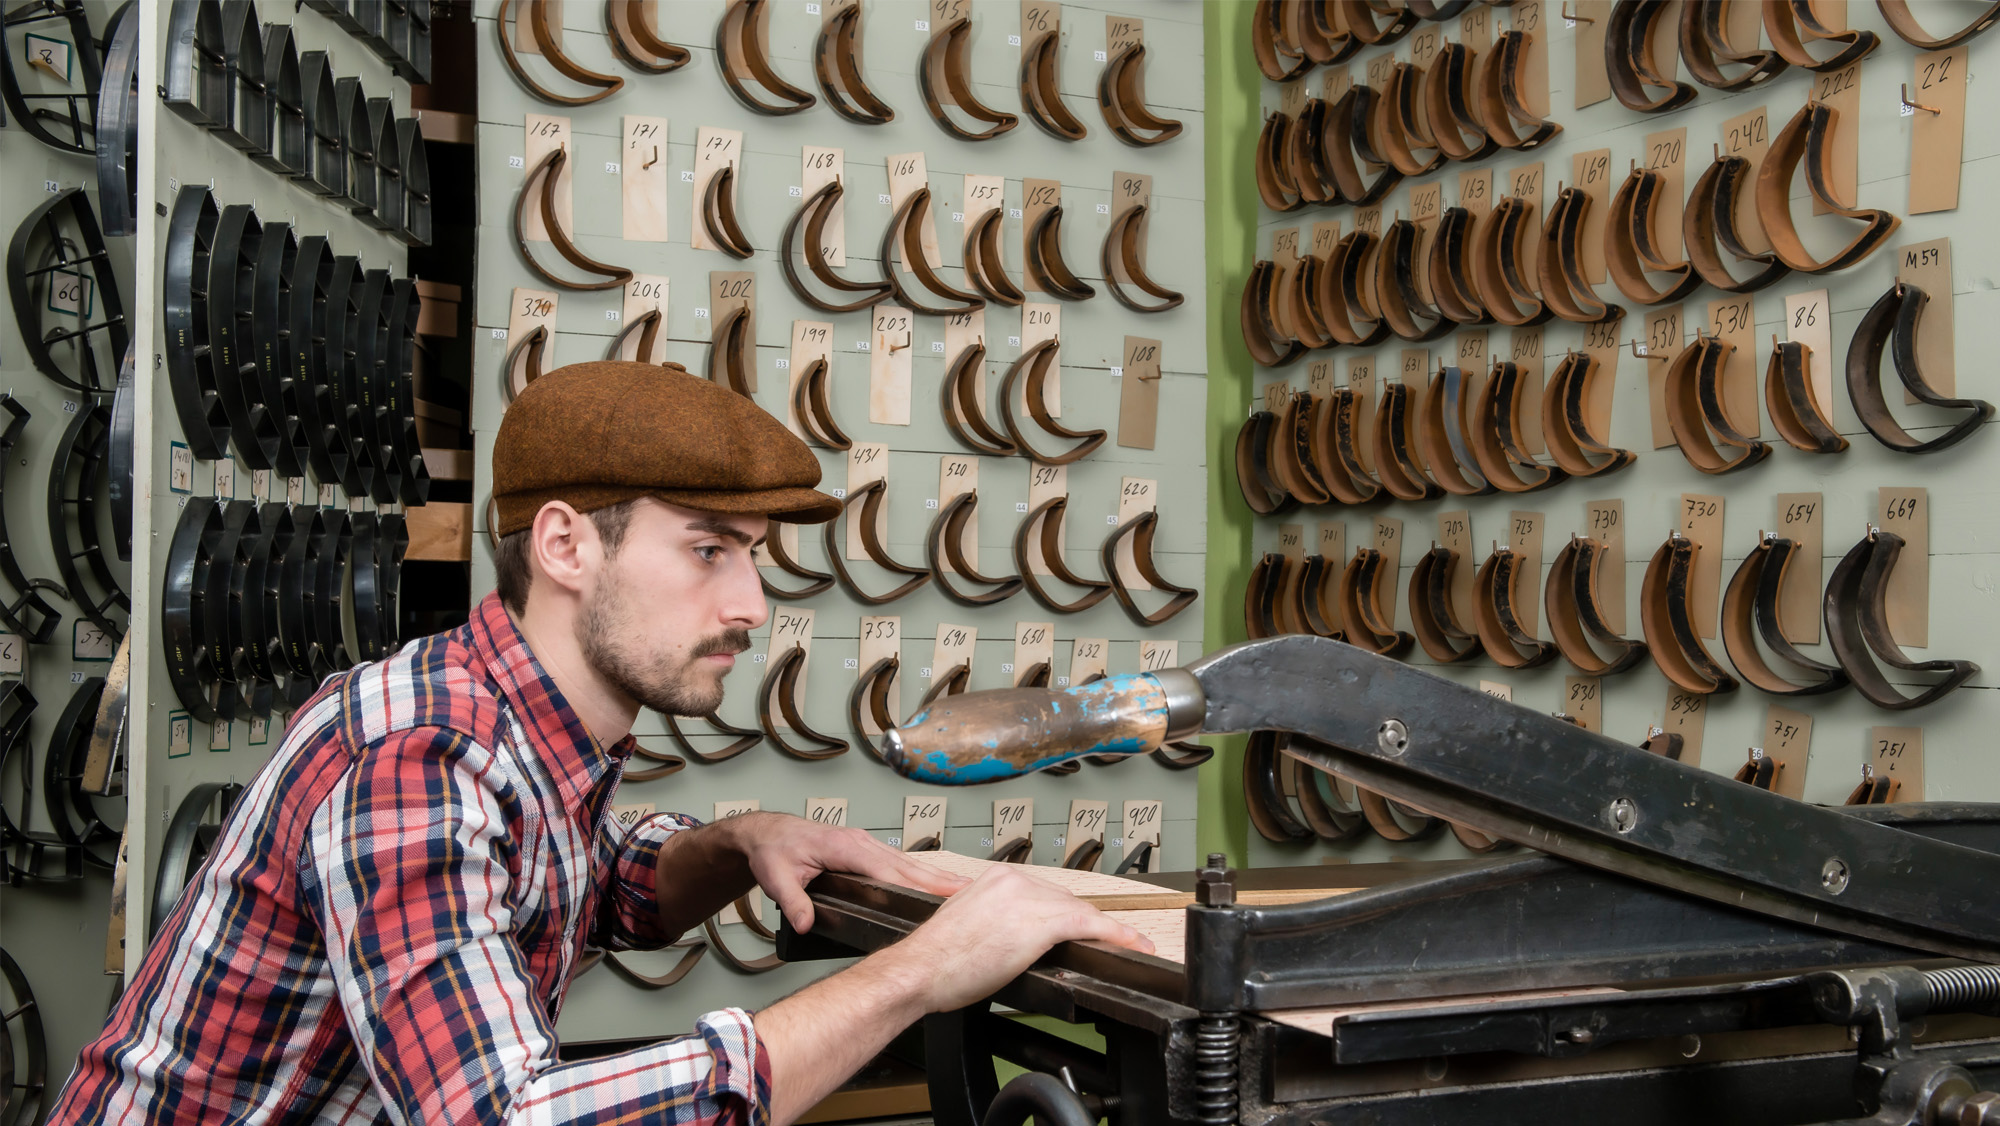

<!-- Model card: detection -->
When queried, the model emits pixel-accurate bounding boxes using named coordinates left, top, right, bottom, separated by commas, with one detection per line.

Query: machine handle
left=881, top=669, right=1205, bottom=784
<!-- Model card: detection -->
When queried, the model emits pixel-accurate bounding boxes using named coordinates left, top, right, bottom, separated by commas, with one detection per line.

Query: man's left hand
left=723, top=812, right=970, bottom=933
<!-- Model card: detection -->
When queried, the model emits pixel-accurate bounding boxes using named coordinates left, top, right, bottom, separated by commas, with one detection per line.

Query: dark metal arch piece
left=7, top=188, right=129, bottom=397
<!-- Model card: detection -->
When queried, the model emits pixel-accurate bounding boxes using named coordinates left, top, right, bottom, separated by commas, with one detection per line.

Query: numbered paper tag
left=1579, top=317, right=1623, bottom=438
left=1811, top=61, right=1861, bottom=215
left=1642, top=126, right=1688, bottom=259
left=1878, top=487, right=1928, bottom=647
left=902, top=795, right=947, bottom=851
left=805, top=797, right=848, bottom=827
left=1507, top=326, right=1544, bottom=455
left=1573, top=0, right=1610, bottom=106
left=1372, top=516, right=1404, bottom=621
left=1277, top=523, right=1305, bottom=560
left=709, top=270, right=756, bottom=389
left=887, top=152, right=942, bottom=270
left=1782, top=288, right=1834, bottom=427
left=765, top=608, right=815, bottom=708
left=1026, top=460, right=1067, bottom=574
left=1069, top=637, right=1108, bottom=684
left=1720, top=108, right=1771, bottom=254
left=1345, top=356, right=1377, bottom=474
left=1773, top=493, right=1823, bottom=644
left=0, top=634, right=20, bottom=676
left=994, top=797, right=1032, bottom=851
left=1118, top=335, right=1162, bottom=450
left=870, top=305, right=914, bottom=424
left=690, top=126, right=743, bottom=252
left=1679, top=493, right=1725, bottom=639
left=1021, top=303, right=1060, bottom=412
left=610, top=803, right=657, bottom=832
left=1662, top=687, right=1709, bottom=767
left=1013, top=621, right=1054, bottom=686
left=523, top=114, right=573, bottom=242
left=1065, top=799, right=1108, bottom=865
left=1021, top=179, right=1062, bottom=293
left=1707, top=296, right=1758, bottom=437
left=506, top=287, right=559, bottom=374
left=932, top=623, right=977, bottom=683
left=1563, top=676, right=1602, bottom=732
left=1644, top=304, right=1686, bottom=448
left=1454, top=328, right=1489, bottom=374
left=1479, top=680, right=1513, bottom=702
left=166, top=712, right=193, bottom=758
left=46, top=270, right=92, bottom=318
left=1115, top=477, right=1158, bottom=590
left=1139, top=639, right=1177, bottom=674
left=1109, top=170, right=1153, bottom=280
left=784, top=318, right=834, bottom=442
left=169, top=443, right=194, bottom=494
left=964, top=172, right=1005, bottom=230
left=1910, top=47, right=1969, bottom=214
left=622, top=115, right=670, bottom=241
left=1458, top=168, right=1494, bottom=218
left=857, top=615, right=901, bottom=731
left=1122, top=800, right=1163, bottom=872
left=1764, top=705, right=1812, bottom=800
left=802, top=146, right=845, bottom=263
left=1871, top=726, right=1923, bottom=802
left=214, top=458, right=236, bottom=500
left=73, top=620, right=114, bottom=661
left=1513, top=1, right=1548, bottom=116
left=1895, top=238, right=1954, bottom=397
left=938, top=455, right=978, bottom=565
left=844, top=443, right=889, bottom=560
left=23, top=32, right=71, bottom=81
left=1583, top=499, right=1626, bottom=633
left=713, top=800, right=762, bottom=924
left=1504, top=511, right=1542, bottom=635
left=619, top=275, right=669, bottom=362
left=210, top=718, right=231, bottom=751
left=1570, top=148, right=1613, bottom=283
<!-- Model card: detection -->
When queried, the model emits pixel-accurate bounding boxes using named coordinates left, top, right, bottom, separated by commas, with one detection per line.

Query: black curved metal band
left=208, top=203, right=283, bottom=469
left=162, top=497, right=224, bottom=721
left=46, top=400, right=126, bottom=643
left=149, top=781, right=243, bottom=938
left=251, top=222, right=312, bottom=478
left=164, top=186, right=231, bottom=458
left=41, top=676, right=116, bottom=871
left=8, top=187, right=129, bottom=396
left=0, top=0, right=106, bottom=154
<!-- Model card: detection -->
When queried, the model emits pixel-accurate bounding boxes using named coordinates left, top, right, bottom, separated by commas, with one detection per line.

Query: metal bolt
left=1561, top=1026, right=1596, bottom=1044
left=1822, top=857, right=1851, bottom=895
left=1421, top=1058, right=1448, bottom=1082
left=1378, top=719, right=1410, bottom=755
left=1679, top=1034, right=1702, bottom=1058
left=1607, top=797, right=1639, bottom=833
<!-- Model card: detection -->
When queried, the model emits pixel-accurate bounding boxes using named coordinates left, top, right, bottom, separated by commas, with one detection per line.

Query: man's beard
left=576, top=572, right=750, bottom=717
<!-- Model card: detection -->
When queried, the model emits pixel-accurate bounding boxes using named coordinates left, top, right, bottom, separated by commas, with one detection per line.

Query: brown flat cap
left=492, top=360, right=841, bottom=537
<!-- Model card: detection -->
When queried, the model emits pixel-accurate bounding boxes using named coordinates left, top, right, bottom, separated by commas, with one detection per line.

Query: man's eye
left=695, top=545, right=724, bottom=562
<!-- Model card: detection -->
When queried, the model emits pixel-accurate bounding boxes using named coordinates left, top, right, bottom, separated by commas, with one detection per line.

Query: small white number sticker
left=788, top=185, right=803, bottom=197
left=682, top=170, right=695, bottom=182
left=931, top=341, right=945, bottom=352
left=508, top=155, right=524, bottom=168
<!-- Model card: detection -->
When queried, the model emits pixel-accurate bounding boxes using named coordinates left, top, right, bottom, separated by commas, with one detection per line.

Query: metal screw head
left=1678, top=1034, right=1702, bottom=1058
left=1822, top=857, right=1851, bottom=895
left=1378, top=719, right=1410, bottom=755
left=1607, top=797, right=1639, bottom=833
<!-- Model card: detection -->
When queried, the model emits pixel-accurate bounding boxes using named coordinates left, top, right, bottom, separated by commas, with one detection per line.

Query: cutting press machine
left=778, top=636, right=2000, bottom=1126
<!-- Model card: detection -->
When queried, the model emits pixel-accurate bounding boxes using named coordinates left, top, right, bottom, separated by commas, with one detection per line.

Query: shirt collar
left=465, top=592, right=638, bottom=815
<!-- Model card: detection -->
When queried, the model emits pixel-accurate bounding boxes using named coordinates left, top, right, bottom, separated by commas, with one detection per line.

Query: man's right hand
left=886, top=866, right=1156, bottom=1015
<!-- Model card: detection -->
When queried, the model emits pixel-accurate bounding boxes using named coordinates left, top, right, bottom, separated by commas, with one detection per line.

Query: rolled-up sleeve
left=593, top=810, right=703, bottom=951
left=302, top=728, right=768, bottom=1126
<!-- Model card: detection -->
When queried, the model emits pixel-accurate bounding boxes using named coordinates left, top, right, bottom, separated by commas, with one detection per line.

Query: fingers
left=766, top=879, right=817, bottom=935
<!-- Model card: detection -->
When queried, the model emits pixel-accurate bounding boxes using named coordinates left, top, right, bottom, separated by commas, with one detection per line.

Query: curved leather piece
left=1468, top=360, right=1565, bottom=492
left=1020, top=28, right=1085, bottom=140
left=781, top=180, right=892, bottom=313
left=1014, top=496, right=1111, bottom=615
left=1253, top=0, right=1314, bottom=80
left=1234, top=410, right=1298, bottom=515
left=1294, top=553, right=1342, bottom=639
left=1764, top=339, right=1846, bottom=453
left=998, top=338, right=1105, bottom=464
left=1845, top=764, right=1898, bottom=804
left=814, top=3, right=891, bottom=123
left=288, top=236, right=346, bottom=487
left=963, top=209, right=1024, bottom=307
left=1244, top=729, right=1313, bottom=843
left=1358, top=786, right=1444, bottom=843
left=1640, top=533, right=1739, bottom=695
left=848, top=654, right=901, bottom=762
left=604, top=309, right=663, bottom=367
left=1425, top=42, right=1500, bottom=163
left=1025, top=206, right=1096, bottom=302
left=496, top=0, right=622, bottom=105
left=919, top=18, right=1018, bottom=141
left=1278, top=748, right=1362, bottom=840
left=1473, top=546, right=1557, bottom=668
left=701, top=163, right=756, bottom=260
left=1824, top=529, right=1978, bottom=710
left=1284, top=254, right=1334, bottom=349
left=205, top=204, right=280, bottom=470
left=757, top=645, right=846, bottom=760
left=1338, top=549, right=1412, bottom=658
left=1377, top=62, right=1446, bottom=177
left=1539, top=189, right=1624, bottom=325
left=823, top=478, right=931, bottom=604
left=1845, top=282, right=1993, bottom=455
left=1720, top=533, right=1847, bottom=696
left=1373, top=382, right=1441, bottom=501
left=1877, top=0, right=2000, bottom=49
left=787, top=356, right=851, bottom=452
left=704, top=895, right=784, bottom=973
left=1765, top=0, right=1879, bottom=71
left=758, top=524, right=834, bottom=600
left=1665, top=333, right=1771, bottom=475
left=1546, top=535, right=1648, bottom=676
left=1479, top=29, right=1561, bottom=148
left=607, top=0, right=692, bottom=72
left=1732, top=748, right=1780, bottom=790
left=716, top=0, right=815, bottom=114
left=1540, top=350, right=1636, bottom=477
left=1376, top=220, right=1453, bottom=342
left=705, top=306, right=755, bottom=397
left=1255, top=111, right=1305, bottom=213
left=1285, top=96, right=1337, bottom=207
left=1755, top=101, right=1898, bottom=275
left=926, top=491, right=1023, bottom=606
left=505, top=324, right=549, bottom=401
left=1100, top=510, right=1197, bottom=627
left=1098, top=42, right=1183, bottom=146
left=880, top=187, right=983, bottom=317
left=1100, top=206, right=1184, bottom=313
left=1606, top=166, right=1702, bottom=305
left=1276, top=391, right=1333, bottom=505
left=1408, top=545, right=1480, bottom=662
left=47, top=401, right=128, bottom=644
left=1415, top=364, right=1495, bottom=496
left=1245, top=550, right=1290, bottom=638
left=250, top=223, right=310, bottom=478
left=1470, top=196, right=1551, bottom=326
left=1683, top=154, right=1791, bottom=294
left=1341, top=0, right=1417, bottom=45
left=663, top=711, right=763, bottom=765
left=1426, top=206, right=1490, bottom=325
left=1322, top=85, right=1403, bottom=207
left=515, top=148, right=634, bottom=290
left=1678, top=0, right=1787, bottom=91
left=1607, top=0, right=1698, bottom=113
left=938, top=344, right=1014, bottom=456
left=1309, top=387, right=1382, bottom=504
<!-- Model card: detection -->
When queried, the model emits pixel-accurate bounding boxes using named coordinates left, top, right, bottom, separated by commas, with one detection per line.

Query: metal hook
left=1901, top=83, right=1941, bottom=115
left=1560, top=2, right=1595, bottom=23
left=1627, top=339, right=1668, bottom=363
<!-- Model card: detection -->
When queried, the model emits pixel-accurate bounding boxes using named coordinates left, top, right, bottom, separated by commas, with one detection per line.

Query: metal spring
left=1926, top=965, right=2000, bottom=1010
left=1193, top=1014, right=1239, bottom=1126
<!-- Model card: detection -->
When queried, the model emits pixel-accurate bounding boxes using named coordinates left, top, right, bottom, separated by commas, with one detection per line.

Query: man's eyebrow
left=686, top=517, right=760, bottom=547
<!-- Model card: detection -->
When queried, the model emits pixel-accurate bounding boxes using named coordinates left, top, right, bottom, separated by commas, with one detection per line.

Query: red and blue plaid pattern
left=48, top=593, right=769, bottom=1126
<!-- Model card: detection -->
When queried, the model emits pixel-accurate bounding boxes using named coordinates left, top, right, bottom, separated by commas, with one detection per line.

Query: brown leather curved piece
left=1025, top=205, right=1096, bottom=302
left=497, top=0, right=623, bottom=106
left=1313, top=232, right=1392, bottom=348
left=926, top=491, right=1024, bottom=606
left=1019, top=29, right=1086, bottom=140
left=1415, top=365, right=1494, bottom=496
left=1282, top=748, right=1366, bottom=842
left=1683, top=155, right=1790, bottom=294
left=663, top=711, right=763, bottom=765
left=1605, top=166, right=1701, bottom=306
left=879, top=188, right=984, bottom=317
left=1756, top=101, right=1898, bottom=275
left=1825, top=529, right=1979, bottom=710
left=1254, top=0, right=1315, bottom=79
left=1285, top=255, right=1334, bottom=349
left=1877, top=0, right=2000, bottom=49
left=1271, top=390, right=1331, bottom=507
left=815, top=3, right=894, bottom=124
left=1294, top=553, right=1343, bottom=639
left=1244, top=729, right=1313, bottom=843
left=1474, top=546, right=1557, bottom=669
left=1470, top=197, right=1550, bottom=327
left=1545, top=535, right=1647, bottom=676
left=1639, top=533, right=1739, bottom=695
left=823, top=478, right=932, bottom=605
left=606, top=0, right=692, bottom=73
left=704, top=895, right=783, bottom=973
left=1101, top=205, right=1184, bottom=313
left=1251, top=550, right=1298, bottom=637
left=702, top=305, right=755, bottom=398
left=1677, top=0, right=1786, bottom=91
left=1640, top=727, right=1686, bottom=760
left=1101, top=510, right=1197, bottom=627
left=1763, top=339, right=1845, bottom=453
left=1606, top=0, right=1697, bottom=113
left=1719, top=534, right=1846, bottom=696
left=998, top=338, right=1104, bottom=464
left=920, top=19, right=1018, bottom=141
left=605, top=309, right=664, bottom=366
left=1845, top=765, right=1899, bottom=805
left=1286, top=97, right=1337, bottom=207
left=1322, top=85, right=1403, bottom=207
left=788, top=356, right=851, bottom=452
left=1373, top=381, right=1441, bottom=501
left=1425, top=42, right=1500, bottom=163
left=1846, top=282, right=1995, bottom=455
left=1234, top=410, right=1298, bottom=516
left=1539, top=350, right=1635, bottom=477
left=1408, top=545, right=1480, bottom=663
left=910, top=660, right=972, bottom=725
left=1732, top=749, right=1780, bottom=790
left=757, top=644, right=847, bottom=760
left=1317, top=387, right=1382, bottom=503
left=716, top=0, right=816, bottom=115
left=701, top=163, right=755, bottom=260
left=601, top=942, right=709, bottom=989
left=505, top=324, right=548, bottom=401
left=1061, top=838, right=1104, bottom=871
left=1358, top=786, right=1443, bottom=842
left=1014, top=496, right=1111, bottom=615
left=939, top=343, right=1015, bottom=456
left=1468, top=360, right=1565, bottom=493
left=1340, top=0, right=1417, bottom=45
left=1665, top=334, right=1772, bottom=475
left=963, top=209, right=1025, bottom=307
left=1378, top=63, right=1446, bottom=177
left=848, top=655, right=900, bottom=762
left=515, top=148, right=634, bottom=291
left=1376, top=219, right=1453, bottom=342
left=1539, top=189, right=1624, bottom=325
left=1256, top=111, right=1306, bottom=213
left=759, top=520, right=835, bottom=600
left=1478, top=30, right=1561, bottom=149
left=1098, top=43, right=1184, bottom=147
left=624, top=744, right=688, bottom=784
left=987, top=836, right=1033, bottom=863
left=1337, top=549, right=1412, bottom=657
left=781, top=179, right=892, bottom=313
left=1426, top=206, right=1490, bottom=324
left=1765, top=0, right=1879, bottom=71
left=1270, top=549, right=1308, bottom=635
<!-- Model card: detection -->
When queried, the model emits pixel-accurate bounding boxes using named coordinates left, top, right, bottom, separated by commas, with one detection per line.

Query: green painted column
left=1198, top=0, right=1259, bottom=867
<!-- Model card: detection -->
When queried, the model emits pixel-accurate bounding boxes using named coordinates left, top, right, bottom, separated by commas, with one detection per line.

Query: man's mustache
left=690, top=630, right=753, bottom=660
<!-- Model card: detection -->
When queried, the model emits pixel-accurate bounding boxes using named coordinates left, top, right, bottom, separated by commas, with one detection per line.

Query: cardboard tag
left=1027, top=461, right=1067, bottom=573
left=1678, top=494, right=1725, bottom=639
left=1022, top=303, right=1060, bottom=412
left=1643, top=127, right=1687, bottom=263
left=1581, top=317, right=1623, bottom=440
left=1910, top=46, right=1969, bottom=214
left=1322, top=66, right=1353, bottom=105
left=1510, top=161, right=1546, bottom=259
left=505, top=288, right=558, bottom=374
left=1263, top=380, right=1290, bottom=414
left=1022, top=178, right=1061, bottom=292
left=523, top=115, right=572, bottom=243
left=858, top=615, right=901, bottom=731
left=1765, top=705, right=1813, bottom=800
left=1512, top=2, right=1549, bottom=117
left=618, top=276, right=668, bottom=363
left=1116, top=477, right=1158, bottom=590
left=1479, top=680, right=1513, bottom=702
left=609, top=803, right=654, bottom=836
left=1317, top=520, right=1346, bottom=561
left=1459, top=168, right=1494, bottom=218
left=1810, top=61, right=1861, bottom=214
left=710, top=271, right=756, bottom=392
left=994, top=797, right=1033, bottom=851
left=1410, top=184, right=1443, bottom=305
left=1118, top=336, right=1161, bottom=450
left=1706, top=295, right=1757, bottom=437
left=1272, top=523, right=1303, bottom=560
left=1305, top=360, right=1333, bottom=400
left=24, top=31, right=71, bottom=81
left=1584, top=499, right=1626, bottom=633
left=512, top=0, right=560, bottom=52
left=1066, top=800, right=1109, bottom=865
left=1877, top=487, right=1928, bottom=647
left=1454, top=328, right=1490, bottom=372
left=1410, top=22, right=1444, bottom=67
left=1022, top=1, right=1060, bottom=42
left=1106, top=13, right=1143, bottom=54
left=1564, top=676, right=1603, bottom=732
left=1721, top=107, right=1772, bottom=254
left=1506, top=511, right=1544, bottom=636
left=1895, top=238, right=1954, bottom=396
left=1460, top=3, right=1492, bottom=50
left=1280, top=78, right=1306, bottom=117
left=887, top=151, right=942, bottom=270
left=1509, top=327, right=1545, bottom=455
left=803, top=146, right=845, bottom=264
left=1774, top=493, right=1824, bottom=644
left=765, top=607, right=814, bottom=703
left=621, top=115, right=669, bottom=241
left=1122, top=800, right=1163, bottom=873
left=1571, top=148, right=1612, bottom=284
left=1643, top=305, right=1685, bottom=449
left=1139, top=638, right=1177, bottom=673
left=1871, top=726, right=1923, bottom=801
left=939, top=454, right=979, bottom=566
left=1437, top=510, right=1474, bottom=628
left=1373, top=516, right=1404, bottom=628
left=785, top=319, right=834, bottom=439
left=805, top=797, right=849, bottom=828
left=1662, top=687, right=1709, bottom=768
left=903, top=795, right=947, bottom=852
left=1069, top=637, right=1108, bottom=684
left=870, top=305, right=914, bottom=424
left=1353, top=204, right=1383, bottom=237
left=931, top=623, right=977, bottom=682
left=1573, top=0, right=1611, bottom=108
left=1345, top=355, right=1376, bottom=474
left=844, top=443, right=889, bottom=559
left=1782, top=289, right=1835, bottom=427
left=1311, top=221, right=1341, bottom=264
left=690, top=127, right=743, bottom=253
left=1013, top=621, right=1055, bottom=685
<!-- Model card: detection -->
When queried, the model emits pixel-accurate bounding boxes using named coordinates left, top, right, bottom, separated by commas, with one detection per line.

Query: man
left=51, top=362, right=1152, bottom=1125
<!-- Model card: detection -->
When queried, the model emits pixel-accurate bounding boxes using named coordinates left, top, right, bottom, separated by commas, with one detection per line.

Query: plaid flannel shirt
left=48, top=593, right=770, bottom=1126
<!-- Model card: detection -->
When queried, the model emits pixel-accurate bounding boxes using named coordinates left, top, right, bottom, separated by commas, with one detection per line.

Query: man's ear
left=528, top=502, right=601, bottom=598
